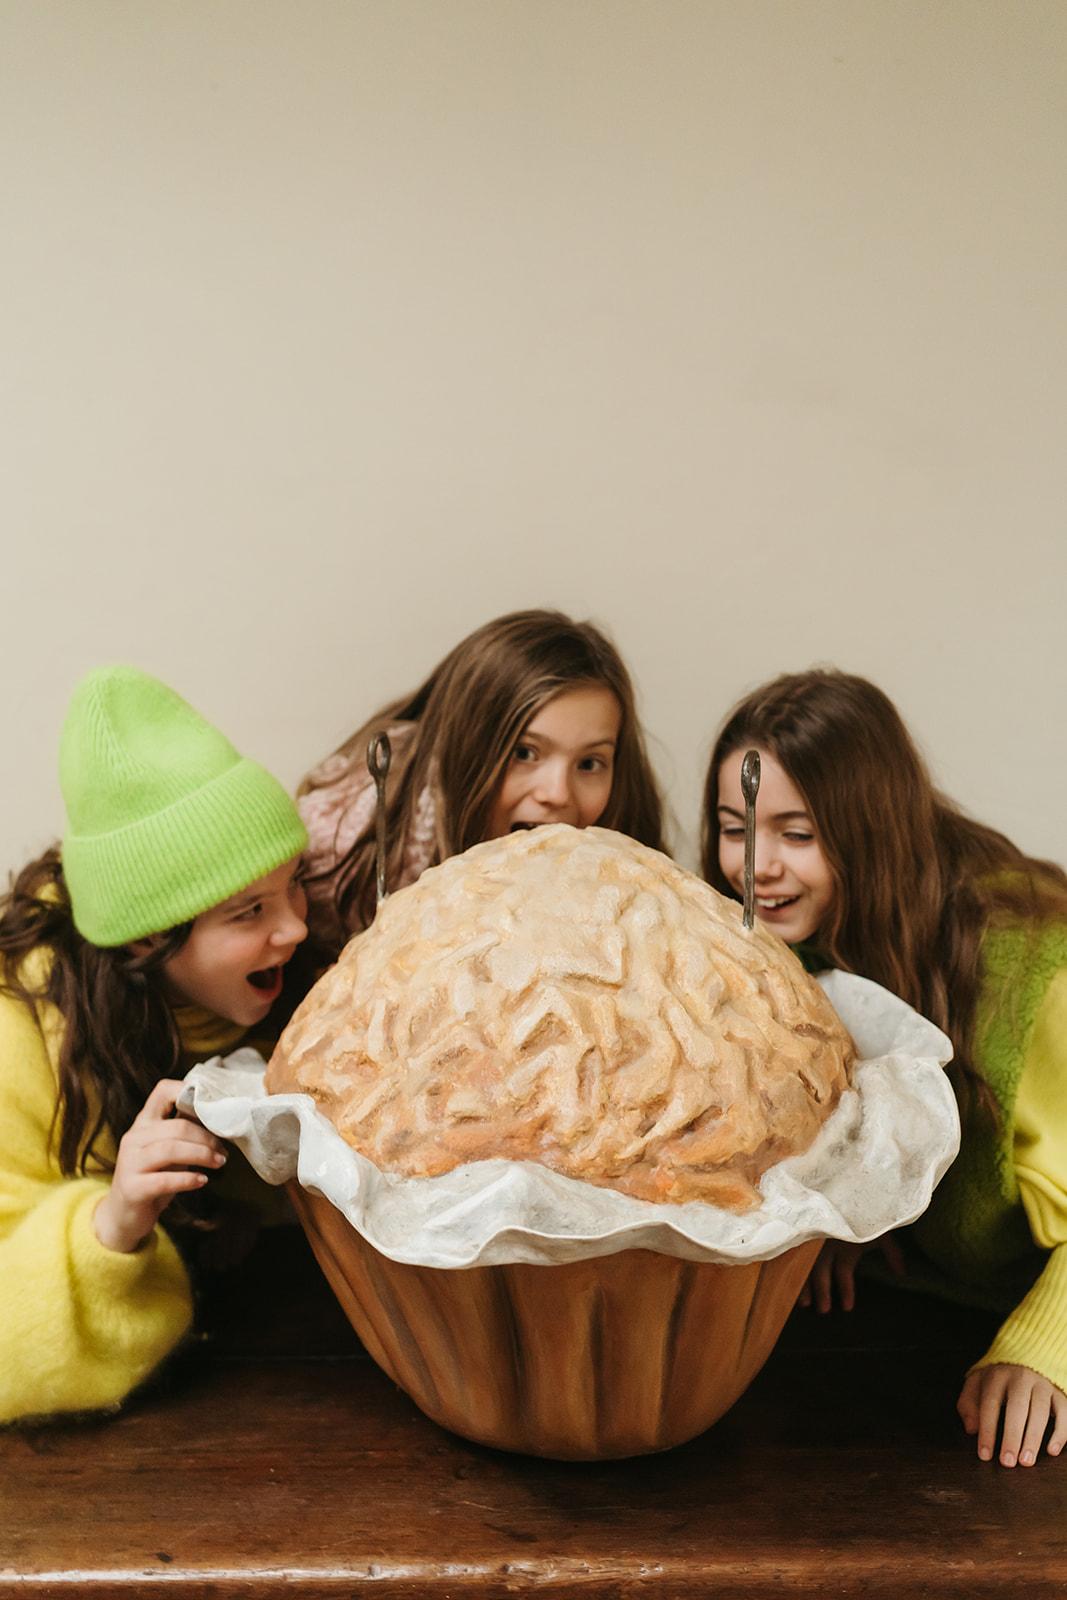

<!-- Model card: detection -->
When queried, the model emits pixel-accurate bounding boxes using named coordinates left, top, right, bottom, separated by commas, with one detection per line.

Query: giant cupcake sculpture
left=187, top=824, right=959, bottom=1459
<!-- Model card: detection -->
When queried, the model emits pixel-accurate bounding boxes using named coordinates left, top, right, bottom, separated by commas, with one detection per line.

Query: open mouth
left=247, top=964, right=284, bottom=998
left=756, top=896, right=800, bottom=913
left=509, top=821, right=543, bottom=832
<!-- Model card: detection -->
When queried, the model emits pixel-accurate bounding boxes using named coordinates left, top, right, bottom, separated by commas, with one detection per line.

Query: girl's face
left=486, top=685, right=621, bottom=840
left=716, top=746, right=835, bottom=945
left=159, top=856, right=308, bottom=1026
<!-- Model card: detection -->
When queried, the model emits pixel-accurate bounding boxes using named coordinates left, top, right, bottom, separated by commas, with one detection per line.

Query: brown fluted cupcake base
left=288, top=1183, right=819, bottom=1461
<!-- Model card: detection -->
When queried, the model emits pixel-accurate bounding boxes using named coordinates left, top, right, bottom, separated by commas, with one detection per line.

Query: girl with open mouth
left=0, top=665, right=313, bottom=1426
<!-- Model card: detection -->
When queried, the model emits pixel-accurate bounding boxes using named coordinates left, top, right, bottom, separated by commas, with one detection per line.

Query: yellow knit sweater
left=0, top=960, right=250, bottom=1425
left=973, top=967, right=1067, bottom=1389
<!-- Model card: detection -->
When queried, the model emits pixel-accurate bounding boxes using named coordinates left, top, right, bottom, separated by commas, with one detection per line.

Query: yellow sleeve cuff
left=973, top=1244, right=1067, bottom=1395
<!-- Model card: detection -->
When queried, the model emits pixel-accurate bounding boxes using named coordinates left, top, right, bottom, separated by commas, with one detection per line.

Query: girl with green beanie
left=0, top=666, right=311, bottom=1424
left=702, top=669, right=1067, bottom=1471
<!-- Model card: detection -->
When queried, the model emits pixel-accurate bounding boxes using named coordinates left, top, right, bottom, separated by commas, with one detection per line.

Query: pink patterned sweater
left=297, top=723, right=437, bottom=948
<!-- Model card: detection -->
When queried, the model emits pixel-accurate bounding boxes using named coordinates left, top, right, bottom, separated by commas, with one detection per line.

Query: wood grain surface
left=2, top=1227, right=1065, bottom=1598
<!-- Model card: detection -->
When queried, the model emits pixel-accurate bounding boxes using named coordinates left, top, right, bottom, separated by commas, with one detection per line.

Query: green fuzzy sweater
left=913, top=926, right=1065, bottom=1285
left=798, top=924, right=1067, bottom=1390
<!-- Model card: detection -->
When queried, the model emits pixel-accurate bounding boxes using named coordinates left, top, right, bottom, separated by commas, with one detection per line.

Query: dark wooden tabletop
left=3, top=1226, right=1065, bottom=1598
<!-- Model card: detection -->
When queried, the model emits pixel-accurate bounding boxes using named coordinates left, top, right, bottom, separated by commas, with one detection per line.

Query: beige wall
left=2, top=0, right=1064, bottom=875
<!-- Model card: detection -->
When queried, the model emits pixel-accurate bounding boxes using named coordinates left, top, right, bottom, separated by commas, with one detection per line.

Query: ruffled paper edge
left=181, top=970, right=960, bottom=1268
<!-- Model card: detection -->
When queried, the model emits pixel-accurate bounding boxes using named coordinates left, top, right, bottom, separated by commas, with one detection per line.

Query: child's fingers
left=880, top=1235, right=906, bottom=1278
left=999, top=1379, right=1035, bottom=1468
left=975, top=1370, right=1008, bottom=1462
left=811, top=1253, right=835, bottom=1314
left=136, top=1078, right=189, bottom=1121
left=1047, top=1392, right=1067, bottom=1458
left=957, top=1371, right=981, bottom=1433
left=122, top=1169, right=210, bottom=1203
left=833, top=1254, right=856, bottom=1312
left=122, top=1118, right=227, bottom=1162
left=1017, top=1390, right=1052, bottom=1467
left=135, top=1134, right=227, bottom=1172
left=802, top=1243, right=867, bottom=1313
left=138, top=1122, right=227, bottom=1159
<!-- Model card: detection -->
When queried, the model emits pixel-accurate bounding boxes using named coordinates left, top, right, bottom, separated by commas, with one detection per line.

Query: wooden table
left=3, top=1228, right=1065, bottom=1597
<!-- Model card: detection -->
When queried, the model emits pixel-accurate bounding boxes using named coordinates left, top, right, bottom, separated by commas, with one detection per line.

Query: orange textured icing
left=267, top=826, right=854, bottom=1210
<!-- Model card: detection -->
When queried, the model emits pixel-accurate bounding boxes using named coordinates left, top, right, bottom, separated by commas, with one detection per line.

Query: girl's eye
left=719, top=824, right=745, bottom=839
left=512, top=744, right=537, bottom=764
left=783, top=832, right=814, bottom=844
left=234, top=903, right=263, bottom=922
left=578, top=756, right=608, bottom=773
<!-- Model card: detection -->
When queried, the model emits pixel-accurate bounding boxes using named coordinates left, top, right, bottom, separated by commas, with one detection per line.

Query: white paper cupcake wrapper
left=180, top=970, right=959, bottom=1269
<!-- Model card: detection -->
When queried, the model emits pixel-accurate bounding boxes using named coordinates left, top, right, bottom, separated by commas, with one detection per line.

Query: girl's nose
left=271, top=905, right=308, bottom=947
left=534, top=762, right=574, bottom=809
left=753, top=837, right=783, bottom=879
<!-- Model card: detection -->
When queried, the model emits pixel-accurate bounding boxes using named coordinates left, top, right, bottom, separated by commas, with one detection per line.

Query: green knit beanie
left=60, top=666, right=308, bottom=946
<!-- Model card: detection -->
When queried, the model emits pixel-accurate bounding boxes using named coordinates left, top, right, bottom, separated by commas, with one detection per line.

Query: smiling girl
left=0, top=666, right=311, bottom=1422
left=701, top=668, right=1067, bottom=1469
left=713, top=744, right=836, bottom=948
left=299, top=610, right=665, bottom=951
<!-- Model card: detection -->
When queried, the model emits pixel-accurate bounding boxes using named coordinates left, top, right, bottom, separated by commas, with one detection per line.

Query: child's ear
left=128, top=936, right=161, bottom=958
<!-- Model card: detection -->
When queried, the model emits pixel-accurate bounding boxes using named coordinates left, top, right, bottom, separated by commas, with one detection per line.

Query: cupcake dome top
left=267, top=826, right=854, bottom=1210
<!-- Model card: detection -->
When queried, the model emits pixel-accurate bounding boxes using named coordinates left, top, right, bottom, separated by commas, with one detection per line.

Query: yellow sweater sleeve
left=0, top=989, right=193, bottom=1425
left=974, top=968, right=1067, bottom=1392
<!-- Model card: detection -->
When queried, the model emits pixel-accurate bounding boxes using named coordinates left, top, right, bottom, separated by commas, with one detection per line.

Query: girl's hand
left=958, top=1364, right=1067, bottom=1467
left=798, top=1234, right=906, bottom=1313
left=93, top=1079, right=227, bottom=1254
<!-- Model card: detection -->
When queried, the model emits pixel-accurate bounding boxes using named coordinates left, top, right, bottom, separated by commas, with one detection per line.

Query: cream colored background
left=2, top=0, right=1064, bottom=876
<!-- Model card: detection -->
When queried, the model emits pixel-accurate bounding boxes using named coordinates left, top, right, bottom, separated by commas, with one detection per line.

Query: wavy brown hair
left=700, top=669, right=1067, bottom=1101
left=0, top=848, right=317, bottom=1180
left=301, top=609, right=666, bottom=939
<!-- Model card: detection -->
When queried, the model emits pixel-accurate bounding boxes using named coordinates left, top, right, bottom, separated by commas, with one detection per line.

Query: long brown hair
left=700, top=669, right=1067, bottom=1097
left=302, top=609, right=666, bottom=937
left=0, top=848, right=316, bottom=1177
